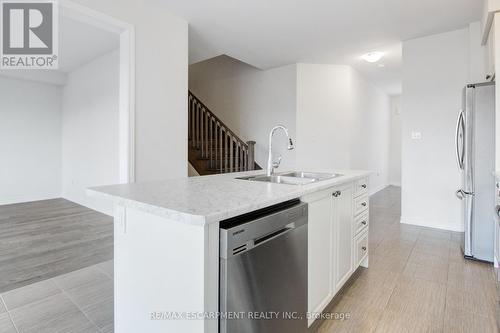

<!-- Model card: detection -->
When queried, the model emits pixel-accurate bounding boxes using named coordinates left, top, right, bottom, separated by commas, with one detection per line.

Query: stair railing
left=188, top=91, right=256, bottom=173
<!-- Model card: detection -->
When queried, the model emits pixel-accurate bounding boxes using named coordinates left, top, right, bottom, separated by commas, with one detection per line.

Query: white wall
left=295, top=65, right=352, bottom=171
left=296, top=64, right=391, bottom=194
left=402, top=28, right=469, bottom=232
left=190, top=59, right=391, bottom=192
left=74, top=0, right=189, bottom=181
left=494, top=13, right=500, bottom=172
left=62, top=50, right=119, bottom=215
left=0, top=70, right=67, bottom=86
left=189, top=56, right=297, bottom=170
left=389, top=96, right=402, bottom=186
left=0, top=77, right=62, bottom=204
left=349, top=69, right=391, bottom=194
left=469, top=21, right=487, bottom=83
left=1, top=1, right=189, bottom=208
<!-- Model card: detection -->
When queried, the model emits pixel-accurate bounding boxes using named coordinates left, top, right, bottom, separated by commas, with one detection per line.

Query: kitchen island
left=88, top=169, right=371, bottom=333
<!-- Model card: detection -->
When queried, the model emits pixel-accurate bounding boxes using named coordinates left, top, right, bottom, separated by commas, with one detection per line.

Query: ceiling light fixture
left=361, top=52, right=384, bottom=63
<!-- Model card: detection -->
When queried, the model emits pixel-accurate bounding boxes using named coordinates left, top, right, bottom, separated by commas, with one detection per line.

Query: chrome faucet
left=267, top=125, right=294, bottom=176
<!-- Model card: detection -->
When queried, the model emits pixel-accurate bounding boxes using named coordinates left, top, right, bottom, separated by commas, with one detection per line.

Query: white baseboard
left=0, top=194, right=61, bottom=206
left=400, top=217, right=464, bottom=232
left=389, top=182, right=401, bottom=187
left=369, top=184, right=389, bottom=196
left=63, top=195, right=113, bottom=217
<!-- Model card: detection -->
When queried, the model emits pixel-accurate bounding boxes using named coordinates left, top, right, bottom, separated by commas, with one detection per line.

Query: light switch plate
left=411, top=131, right=422, bottom=140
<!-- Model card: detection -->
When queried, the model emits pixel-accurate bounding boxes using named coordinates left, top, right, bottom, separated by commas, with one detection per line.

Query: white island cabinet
left=88, top=169, right=371, bottom=333
left=302, top=178, right=369, bottom=327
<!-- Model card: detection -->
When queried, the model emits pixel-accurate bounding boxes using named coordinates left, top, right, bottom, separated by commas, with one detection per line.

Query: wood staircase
left=188, top=91, right=260, bottom=175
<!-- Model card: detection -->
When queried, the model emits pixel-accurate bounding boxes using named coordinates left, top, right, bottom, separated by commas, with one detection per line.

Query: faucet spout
left=267, top=125, right=294, bottom=177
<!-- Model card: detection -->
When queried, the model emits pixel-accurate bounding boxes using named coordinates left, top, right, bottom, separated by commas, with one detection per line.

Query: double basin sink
left=237, top=171, right=342, bottom=185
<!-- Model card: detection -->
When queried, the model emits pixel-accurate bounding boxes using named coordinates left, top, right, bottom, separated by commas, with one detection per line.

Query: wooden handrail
left=188, top=91, right=258, bottom=174
left=189, top=92, right=249, bottom=149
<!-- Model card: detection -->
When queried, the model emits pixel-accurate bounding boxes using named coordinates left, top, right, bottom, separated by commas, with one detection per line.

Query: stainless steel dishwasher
left=219, top=199, right=308, bottom=333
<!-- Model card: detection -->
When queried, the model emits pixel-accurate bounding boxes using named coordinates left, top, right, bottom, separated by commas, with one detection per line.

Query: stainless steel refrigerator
left=455, top=82, right=495, bottom=262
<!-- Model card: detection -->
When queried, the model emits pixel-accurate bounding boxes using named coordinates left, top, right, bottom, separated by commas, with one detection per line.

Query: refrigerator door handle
left=456, top=189, right=474, bottom=200
left=455, top=110, right=465, bottom=170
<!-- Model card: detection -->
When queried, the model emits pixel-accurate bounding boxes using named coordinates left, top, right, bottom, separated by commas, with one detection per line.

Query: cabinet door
left=307, top=193, right=334, bottom=324
left=333, top=185, right=354, bottom=292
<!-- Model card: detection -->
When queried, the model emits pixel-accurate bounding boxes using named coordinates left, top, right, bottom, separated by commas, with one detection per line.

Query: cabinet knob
left=361, top=184, right=367, bottom=189
left=361, top=202, right=367, bottom=207
left=362, top=246, right=367, bottom=251
left=337, top=191, right=341, bottom=196
left=332, top=191, right=341, bottom=197
left=362, top=221, right=367, bottom=225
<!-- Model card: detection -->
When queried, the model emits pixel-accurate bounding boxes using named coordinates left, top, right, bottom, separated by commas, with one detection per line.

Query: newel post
left=246, top=141, right=256, bottom=171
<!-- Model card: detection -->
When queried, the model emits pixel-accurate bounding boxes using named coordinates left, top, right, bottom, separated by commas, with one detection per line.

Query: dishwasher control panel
left=219, top=199, right=307, bottom=259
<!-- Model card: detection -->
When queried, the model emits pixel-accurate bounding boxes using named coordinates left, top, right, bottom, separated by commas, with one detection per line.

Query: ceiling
left=160, top=0, right=483, bottom=95
left=0, top=14, right=119, bottom=85
left=58, top=15, right=120, bottom=73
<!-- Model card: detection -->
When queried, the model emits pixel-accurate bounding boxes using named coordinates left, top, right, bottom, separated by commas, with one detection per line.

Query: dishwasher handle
left=219, top=201, right=308, bottom=259
left=254, top=222, right=295, bottom=246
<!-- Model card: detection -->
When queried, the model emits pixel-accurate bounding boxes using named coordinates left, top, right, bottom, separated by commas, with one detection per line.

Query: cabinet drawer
left=354, top=195, right=369, bottom=216
left=355, top=231, right=368, bottom=267
left=354, top=178, right=368, bottom=197
left=354, top=212, right=369, bottom=235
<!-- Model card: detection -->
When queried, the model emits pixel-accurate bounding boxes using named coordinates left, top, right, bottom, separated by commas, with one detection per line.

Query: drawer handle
left=361, top=202, right=367, bottom=207
left=361, top=184, right=367, bottom=189
left=361, top=221, right=367, bottom=225
left=332, top=191, right=341, bottom=197
left=362, top=246, right=367, bottom=251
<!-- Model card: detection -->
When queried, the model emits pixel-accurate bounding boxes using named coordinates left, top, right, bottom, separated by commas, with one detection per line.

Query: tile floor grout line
left=1, top=288, right=65, bottom=314
left=95, top=261, right=113, bottom=280
left=0, top=198, right=113, bottom=293
left=56, top=280, right=104, bottom=333
left=373, top=231, right=414, bottom=332
left=442, top=283, right=450, bottom=331
left=0, top=294, right=19, bottom=333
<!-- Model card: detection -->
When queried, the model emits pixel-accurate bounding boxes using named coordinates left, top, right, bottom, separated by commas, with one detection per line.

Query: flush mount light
left=361, top=52, right=384, bottom=63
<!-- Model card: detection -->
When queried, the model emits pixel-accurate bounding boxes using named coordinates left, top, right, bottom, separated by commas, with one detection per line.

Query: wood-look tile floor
left=0, top=261, right=114, bottom=333
left=0, top=199, right=113, bottom=293
left=2, top=188, right=498, bottom=332
left=318, top=186, right=499, bottom=333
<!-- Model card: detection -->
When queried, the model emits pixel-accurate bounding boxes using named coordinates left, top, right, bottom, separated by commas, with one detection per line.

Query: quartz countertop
left=88, top=169, right=371, bottom=226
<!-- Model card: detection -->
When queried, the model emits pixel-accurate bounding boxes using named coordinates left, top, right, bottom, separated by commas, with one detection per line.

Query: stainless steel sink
left=237, top=171, right=342, bottom=185
left=279, top=171, right=340, bottom=181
